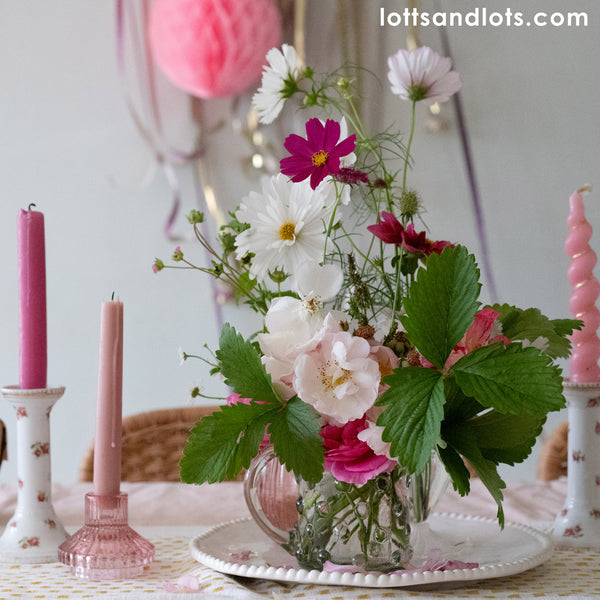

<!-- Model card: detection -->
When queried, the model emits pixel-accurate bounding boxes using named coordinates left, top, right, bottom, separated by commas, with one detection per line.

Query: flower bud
left=172, top=246, right=184, bottom=262
left=399, top=190, right=420, bottom=217
left=152, top=258, right=164, bottom=273
left=268, top=268, right=289, bottom=284
left=186, top=210, right=204, bottom=224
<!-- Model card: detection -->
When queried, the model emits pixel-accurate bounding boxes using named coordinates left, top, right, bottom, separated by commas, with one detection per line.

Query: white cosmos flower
left=235, top=175, right=331, bottom=282
left=252, top=44, right=300, bottom=124
left=294, top=331, right=381, bottom=425
left=387, top=46, right=461, bottom=105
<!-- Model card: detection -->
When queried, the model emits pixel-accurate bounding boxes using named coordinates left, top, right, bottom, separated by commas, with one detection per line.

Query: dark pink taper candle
left=92, top=299, right=124, bottom=496
left=17, top=208, right=47, bottom=389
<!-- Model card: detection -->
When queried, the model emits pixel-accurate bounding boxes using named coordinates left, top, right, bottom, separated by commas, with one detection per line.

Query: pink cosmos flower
left=387, top=46, right=462, bottom=105
left=367, top=211, right=404, bottom=244
left=402, top=224, right=452, bottom=255
left=367, top=212, right=452, bottom=256
left=226, top=393, right=253, bottom=406
left=280, top=118, right=356, bottom=190
left=422, top=308, right=511, bottom=370
left=321, top=418, right=397, bottom=485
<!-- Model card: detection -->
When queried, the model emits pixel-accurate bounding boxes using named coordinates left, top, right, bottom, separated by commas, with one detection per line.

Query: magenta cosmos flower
left=367, top=211, right=452, bottom=256
left=280, top=118, right=356, bottom=190
left=321, top=418, right=396, bottom=485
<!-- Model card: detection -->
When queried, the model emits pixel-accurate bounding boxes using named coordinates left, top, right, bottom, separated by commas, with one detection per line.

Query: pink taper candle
left=17, top=207, right=47, bottom=389
left=92, top=298, right=124, bottom=496
left=566, top=186, right=600, bottom=382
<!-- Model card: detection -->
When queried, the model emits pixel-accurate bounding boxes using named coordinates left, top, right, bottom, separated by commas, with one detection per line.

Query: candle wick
left=111, top=291, right=115, bottom=301
left=27, top=203, right=36, bottom=211
left=578, top=184, right=593, bottom=195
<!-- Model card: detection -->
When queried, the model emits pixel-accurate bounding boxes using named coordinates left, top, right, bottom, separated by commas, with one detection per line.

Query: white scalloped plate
left=189, top=513, right=552, bottom=588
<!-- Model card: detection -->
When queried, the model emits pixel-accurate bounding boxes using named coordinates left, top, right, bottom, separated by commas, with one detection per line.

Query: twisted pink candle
left=566, top=186, right=600, bottom=382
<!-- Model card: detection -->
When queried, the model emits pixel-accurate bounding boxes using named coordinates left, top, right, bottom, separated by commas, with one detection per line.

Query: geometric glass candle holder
left=0, top=386, right=69, bottom=563
left=552, top=379, right=600, bottom=549
left=58, top=493, right=155, bottom=579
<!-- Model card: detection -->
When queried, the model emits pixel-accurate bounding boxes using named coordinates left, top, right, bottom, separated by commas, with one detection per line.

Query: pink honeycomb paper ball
left=149, top=0, right=281, bottom=99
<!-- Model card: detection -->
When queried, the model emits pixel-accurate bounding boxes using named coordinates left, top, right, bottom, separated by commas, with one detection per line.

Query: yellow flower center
left=279, top=222, right=296, bottom=241
left=312, top=150, right=329, bottom=167
left=319, top=362, right=352, bottom=391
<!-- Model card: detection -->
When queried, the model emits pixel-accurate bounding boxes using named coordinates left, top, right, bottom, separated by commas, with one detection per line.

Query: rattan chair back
left=78, top=405, right=222, bottom=483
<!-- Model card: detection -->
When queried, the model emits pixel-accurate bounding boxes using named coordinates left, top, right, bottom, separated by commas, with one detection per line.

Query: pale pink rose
left=321, top=418, right=397, bottom=485
left=294, top=331, right=381, bottom=425
left=369, top=343, right=399, bottom=393
left=357, top=420, right=394, bottom=460
left=259, top=301, right=345, bottom=399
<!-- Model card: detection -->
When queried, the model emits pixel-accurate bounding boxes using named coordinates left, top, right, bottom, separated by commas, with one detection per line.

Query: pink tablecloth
left=0, top=477, right=568, bottom=529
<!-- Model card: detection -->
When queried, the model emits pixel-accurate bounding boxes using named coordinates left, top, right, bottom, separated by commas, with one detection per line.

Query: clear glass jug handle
left=243, top=446, right=298, bottom=545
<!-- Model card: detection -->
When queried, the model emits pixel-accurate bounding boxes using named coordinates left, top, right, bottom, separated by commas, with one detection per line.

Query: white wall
left=0, top=0, right=598, bottom=486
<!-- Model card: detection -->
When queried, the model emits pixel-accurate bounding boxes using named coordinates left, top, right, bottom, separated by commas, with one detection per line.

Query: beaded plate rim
left=189, top=512, right=552, bottom=589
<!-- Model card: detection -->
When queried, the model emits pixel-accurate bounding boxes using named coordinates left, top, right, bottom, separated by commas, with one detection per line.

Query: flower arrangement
left=155, top=45, right=579, bottom=537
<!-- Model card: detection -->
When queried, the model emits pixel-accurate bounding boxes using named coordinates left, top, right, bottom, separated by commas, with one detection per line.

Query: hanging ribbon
left=114, top=0, right=205, bottom=240
left=115, top=0, right=227, bottom=331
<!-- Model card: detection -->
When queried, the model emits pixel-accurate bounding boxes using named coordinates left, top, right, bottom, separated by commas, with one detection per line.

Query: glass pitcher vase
left=244, top=446, right=414, bottom=572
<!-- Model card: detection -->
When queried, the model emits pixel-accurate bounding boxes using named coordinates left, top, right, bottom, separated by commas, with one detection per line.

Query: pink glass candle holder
left=552, top=380, right=600, bottom=548
left=58, top=493, right=155, bottom=579
left=0, top=386, right=69, bottom=564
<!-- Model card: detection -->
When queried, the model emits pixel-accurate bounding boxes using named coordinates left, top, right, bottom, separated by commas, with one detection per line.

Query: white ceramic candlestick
left=552, top=380, right=600, bottom=548
left=0, top=386, right=68, bottom=563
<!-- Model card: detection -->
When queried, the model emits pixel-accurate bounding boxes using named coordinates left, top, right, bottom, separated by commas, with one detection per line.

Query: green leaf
left=468, top=410, right=546, bottom=466
left=401, top=246, right=481, bottom=369
left=443, top=425, right=506, bottom=527
left=453, top=342, right=565, bottom=415
left=268, top=397, right=324, bottom=483
left=234, top=272, right=257, bottom=304
left=437, top=445, right=471, bottom=497
left=216, top=324, right=280, bottom=404
left=377, top=367, right=445, bottom=473
left=442, top=378, right=485, bottom=422
left=180, top=402, right=278, bottom=484
left=492, top=304, right=581, bottom=359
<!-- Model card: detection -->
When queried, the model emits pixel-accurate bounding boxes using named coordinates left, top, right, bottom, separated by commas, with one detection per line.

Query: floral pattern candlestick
left=552, top=382, right=600, bottom=547
left=0, top=386, right=68, bottom=563
left=553, top=186, right=600, bottom=548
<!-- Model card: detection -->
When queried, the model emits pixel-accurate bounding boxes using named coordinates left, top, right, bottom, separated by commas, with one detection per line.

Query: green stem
left=402, top=101, right=417, bottom=194
left=323, top=197, right=340, bottom=262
